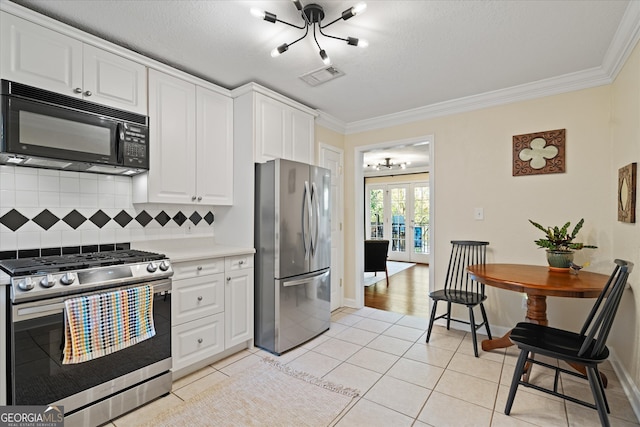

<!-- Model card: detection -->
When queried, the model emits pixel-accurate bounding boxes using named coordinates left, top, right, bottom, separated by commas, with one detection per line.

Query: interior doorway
left=353, top=135, right=434, bottom=310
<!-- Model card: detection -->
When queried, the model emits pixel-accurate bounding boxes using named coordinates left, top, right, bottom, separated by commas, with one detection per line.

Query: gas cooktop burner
left=0, top=250, right=166, bottom=276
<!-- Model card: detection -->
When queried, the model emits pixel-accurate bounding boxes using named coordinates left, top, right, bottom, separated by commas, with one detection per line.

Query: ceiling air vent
left=299, top=65, right=345, bottom=87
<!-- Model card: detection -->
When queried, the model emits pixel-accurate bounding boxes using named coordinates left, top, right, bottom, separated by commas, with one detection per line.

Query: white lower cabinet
left=171, top=254, right=253, bottom=376
left=225, top=255, right=254, bottom=348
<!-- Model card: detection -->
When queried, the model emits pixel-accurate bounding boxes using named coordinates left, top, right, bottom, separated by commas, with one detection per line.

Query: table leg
left=481, top=294, right=548, bottom=351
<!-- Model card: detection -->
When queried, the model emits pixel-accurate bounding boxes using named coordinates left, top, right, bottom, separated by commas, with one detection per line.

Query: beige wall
left=611, top=41, right=640, bottom=387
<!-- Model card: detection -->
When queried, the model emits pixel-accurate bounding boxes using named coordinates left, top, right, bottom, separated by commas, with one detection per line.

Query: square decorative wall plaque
left=512, top=129, right=566, bottom=176
left=618, top=162, right=636, bottom=223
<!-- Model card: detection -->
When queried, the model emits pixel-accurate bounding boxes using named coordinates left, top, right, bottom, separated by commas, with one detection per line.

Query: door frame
left=319, top=143, right=344, bottom=311
left=353, top=135, right=434, bottom=309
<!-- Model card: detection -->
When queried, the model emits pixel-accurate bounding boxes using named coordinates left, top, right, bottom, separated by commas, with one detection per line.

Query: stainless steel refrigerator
left=254, top=158, right=331, bottom=355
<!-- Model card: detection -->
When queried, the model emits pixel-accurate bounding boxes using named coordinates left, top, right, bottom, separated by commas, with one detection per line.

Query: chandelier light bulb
left=319, top=49, right=331, bottom=65
left=271, top=43, right=289, bottom=57
left=353, top=2, right=367, bottom=16
left=250, top=8, right=265, bottom=19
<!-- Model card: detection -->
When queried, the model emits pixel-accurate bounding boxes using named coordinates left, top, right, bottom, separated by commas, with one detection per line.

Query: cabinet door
left=255, top=94, right=286, bottom=163
left=0, top=12, right=83, bottom=96
left=225, top=269, right=254, bottom=348
left=146, top=69, right=196, bottom=203
left=196, top=86, right=234, bottom=205
left=172, top=313, right=224, bottom=372
left=82, top=45, right=147, bottom=114
left=290, top=109, right=315, bottom=164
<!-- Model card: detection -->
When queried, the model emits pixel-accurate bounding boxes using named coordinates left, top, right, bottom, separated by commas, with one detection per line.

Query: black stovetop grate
left=0, top=250, right=166, bottom=276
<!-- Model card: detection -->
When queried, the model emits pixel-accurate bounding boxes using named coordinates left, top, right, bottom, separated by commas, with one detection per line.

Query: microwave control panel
left=121, top=123, right=149, bottom=167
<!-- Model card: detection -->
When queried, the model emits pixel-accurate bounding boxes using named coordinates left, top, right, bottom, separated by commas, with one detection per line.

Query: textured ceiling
left=8, top=0, right=631, bottom=127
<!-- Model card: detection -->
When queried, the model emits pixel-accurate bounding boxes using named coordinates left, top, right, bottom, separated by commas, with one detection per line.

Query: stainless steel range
left=1, top=249, right=173, bottom=427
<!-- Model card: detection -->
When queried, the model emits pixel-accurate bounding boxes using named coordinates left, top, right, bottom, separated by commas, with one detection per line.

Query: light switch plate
left=474, top=207, right=484, bottom=220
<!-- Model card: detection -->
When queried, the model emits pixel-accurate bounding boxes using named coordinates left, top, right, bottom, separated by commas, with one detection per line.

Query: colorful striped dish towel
left=62, top=285, right=156, bottom=364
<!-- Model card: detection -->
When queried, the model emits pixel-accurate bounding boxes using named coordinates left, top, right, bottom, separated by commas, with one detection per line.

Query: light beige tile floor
left=108, top=306, right=640, bottom=427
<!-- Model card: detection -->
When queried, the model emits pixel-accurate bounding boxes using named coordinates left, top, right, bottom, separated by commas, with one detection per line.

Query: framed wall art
left=513, top=129, right=566, bottom=176
left=618, top=162, right=636, bottom=223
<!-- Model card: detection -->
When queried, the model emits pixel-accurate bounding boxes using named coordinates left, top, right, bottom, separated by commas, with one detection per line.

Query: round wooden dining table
left=467, top=263, right=611, bottom=385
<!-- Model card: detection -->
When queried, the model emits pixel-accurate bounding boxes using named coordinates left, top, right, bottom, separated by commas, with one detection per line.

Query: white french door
left=365, top=182, right=429, bottom=263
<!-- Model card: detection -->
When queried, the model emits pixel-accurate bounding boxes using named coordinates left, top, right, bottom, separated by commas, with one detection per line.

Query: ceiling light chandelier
left=365, top=158, right=410, bottom=171
left=250, top=1, right=368, bottom=65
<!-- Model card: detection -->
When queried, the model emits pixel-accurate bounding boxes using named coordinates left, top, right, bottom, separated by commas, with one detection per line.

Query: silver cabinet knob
left=197, top=296, right=203, bottom=301
left=197, top=196, right=202, bottom=201
left=238, top=260, right=244, bottom=265
left=192, top=196, right=197, bottom=201
left=73, top=88, right=83, bottom=94
left=227, top=277, right=231, bottom=282
left=197, top=338, right=203, bottom=344
left=197, top=266, right=203, bottom=271
left=84, top=90, right=92, bottom=96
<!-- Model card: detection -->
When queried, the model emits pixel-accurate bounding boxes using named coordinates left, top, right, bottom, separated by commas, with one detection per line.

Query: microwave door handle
left=116, top=122, right=125, bottom=164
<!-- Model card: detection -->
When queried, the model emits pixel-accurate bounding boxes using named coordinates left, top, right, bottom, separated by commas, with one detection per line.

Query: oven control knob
left=147, top=262, right=158, bottom=273
left=60, top=273, right=76, bottom=285
left=159, top=260, right=170, bottom=271
left=18, top=277, right=35, bottom=291
left=40, top=274, right=56, bottom=288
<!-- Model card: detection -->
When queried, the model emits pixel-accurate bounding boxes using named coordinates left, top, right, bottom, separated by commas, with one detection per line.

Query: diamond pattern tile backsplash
left=0, top=165, right=215, bottom=251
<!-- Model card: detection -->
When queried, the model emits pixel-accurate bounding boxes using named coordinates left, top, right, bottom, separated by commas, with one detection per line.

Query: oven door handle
left=16, top=302, right=65, bottom=318
left=12, top=279, right=172, bottom=321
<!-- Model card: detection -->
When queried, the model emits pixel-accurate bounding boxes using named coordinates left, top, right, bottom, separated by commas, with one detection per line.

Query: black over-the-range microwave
left=0, top=79, right=149, bottom=175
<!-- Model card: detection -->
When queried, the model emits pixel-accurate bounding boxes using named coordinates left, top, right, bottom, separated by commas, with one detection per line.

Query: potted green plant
left=529, top=219, right=597, bottom=269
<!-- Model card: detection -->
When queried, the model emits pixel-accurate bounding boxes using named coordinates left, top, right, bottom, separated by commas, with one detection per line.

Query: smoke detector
left=299, top=65, right=345, bottom=87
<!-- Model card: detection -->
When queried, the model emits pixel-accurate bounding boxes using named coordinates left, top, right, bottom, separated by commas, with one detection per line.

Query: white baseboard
left=609, top=348, right=640, bottom=423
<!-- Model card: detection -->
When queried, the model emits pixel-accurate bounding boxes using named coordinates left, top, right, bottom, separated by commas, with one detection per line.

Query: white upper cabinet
left=0, top=11, right=147, bottom=115
left=81, top=44, right=147, bottom=114
left=133, top=69, right=233, bottom=205
left=196, top=86, right=234, bottom=205
left=252, top=92, right=315, bottom=165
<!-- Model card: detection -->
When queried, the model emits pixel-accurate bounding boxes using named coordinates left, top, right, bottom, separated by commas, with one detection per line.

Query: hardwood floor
left=364, top=263, right=430, bottom=318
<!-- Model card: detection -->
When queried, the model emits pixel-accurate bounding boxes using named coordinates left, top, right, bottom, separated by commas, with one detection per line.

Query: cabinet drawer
left=172, top=274, right=224, bottom=325
left=225, top=254, right=254, bottom=272
left=172, top=313, right=224, bottom=372
left=172, top=258, right=225, bottom=279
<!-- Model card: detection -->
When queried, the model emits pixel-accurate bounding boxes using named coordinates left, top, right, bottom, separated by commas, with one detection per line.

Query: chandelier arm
left=318, top=26, right=349, bottom=43
left=274, top=17, right=307, bottom=29
left=285, top=26, right=310, bottom=49
left=320, top=16, right=342, bottom=29
left=312, top=23, right=323, bottom=50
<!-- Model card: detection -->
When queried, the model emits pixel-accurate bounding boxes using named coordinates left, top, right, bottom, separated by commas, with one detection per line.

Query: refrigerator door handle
left=282, top=269, right=330, bottom=287
left=302, top=181, right=312, bottom=259
left=310, top=182, right=320, bottom=256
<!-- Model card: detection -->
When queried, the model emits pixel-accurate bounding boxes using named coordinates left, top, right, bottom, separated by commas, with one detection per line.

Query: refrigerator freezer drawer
left=254, top=269, right=330, bottom=355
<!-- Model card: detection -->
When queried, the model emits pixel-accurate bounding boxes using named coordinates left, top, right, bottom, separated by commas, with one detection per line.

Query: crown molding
left=315, top=111, right=347, bottom=133
left=344, top=66, right=612, bottom=134
left=602, top=0, right=640, bottom=78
